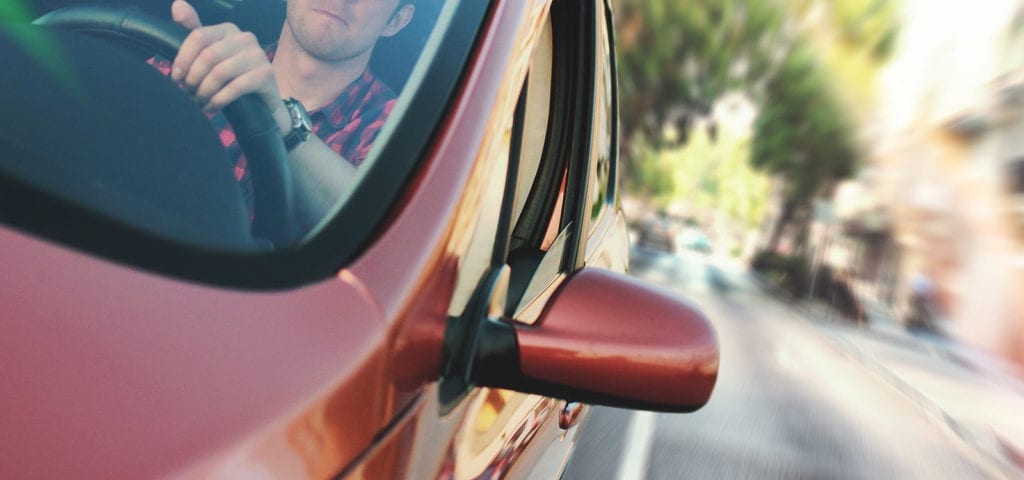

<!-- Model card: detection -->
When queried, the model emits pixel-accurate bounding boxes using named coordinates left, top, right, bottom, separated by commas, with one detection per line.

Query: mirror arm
left=471, top=318, right=521, bottom=384
left=439, top=266, right=516, bottom=408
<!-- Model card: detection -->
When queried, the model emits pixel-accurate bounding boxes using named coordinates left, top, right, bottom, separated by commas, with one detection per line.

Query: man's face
left=285, top=0, right=410, bottom=62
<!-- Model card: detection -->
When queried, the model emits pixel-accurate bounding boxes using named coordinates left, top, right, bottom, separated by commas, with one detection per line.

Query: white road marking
left=616, top=410, right=657, bottom=480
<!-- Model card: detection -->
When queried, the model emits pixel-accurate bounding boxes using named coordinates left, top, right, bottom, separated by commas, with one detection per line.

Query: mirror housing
left=472, top=268, right=718, bottom=413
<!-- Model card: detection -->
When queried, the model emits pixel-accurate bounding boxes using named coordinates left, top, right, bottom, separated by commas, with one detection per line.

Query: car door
left=432, top=0, right=627, bottom=477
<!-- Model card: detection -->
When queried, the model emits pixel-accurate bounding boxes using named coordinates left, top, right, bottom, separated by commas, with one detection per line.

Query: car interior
left=0, top=0, right=443, bottom=257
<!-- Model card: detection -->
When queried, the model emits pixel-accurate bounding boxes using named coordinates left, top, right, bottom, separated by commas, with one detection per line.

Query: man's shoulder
left=362, top=69, right=398, bottom=105
left=319, top=69, right=397, bottom=126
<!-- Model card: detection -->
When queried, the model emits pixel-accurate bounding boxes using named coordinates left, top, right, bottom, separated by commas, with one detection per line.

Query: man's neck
left=272, top=29, right=373, bottom=110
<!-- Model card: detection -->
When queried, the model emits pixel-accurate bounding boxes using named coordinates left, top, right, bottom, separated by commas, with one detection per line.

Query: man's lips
left=313, top=8, right=347, bottom=25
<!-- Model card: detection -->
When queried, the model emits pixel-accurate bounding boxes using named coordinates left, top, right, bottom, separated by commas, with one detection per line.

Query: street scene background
left=566, top=0, right=1024, bottom=478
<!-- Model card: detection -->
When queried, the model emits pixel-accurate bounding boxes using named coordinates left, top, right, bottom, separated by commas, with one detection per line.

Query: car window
left=586, top=0, right=616, bottom=238
left=0, top=0, right=485, bottom=288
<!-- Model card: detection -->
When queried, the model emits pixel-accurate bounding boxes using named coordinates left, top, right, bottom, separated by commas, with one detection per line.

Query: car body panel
left=0, top=228, right=387, bottom=479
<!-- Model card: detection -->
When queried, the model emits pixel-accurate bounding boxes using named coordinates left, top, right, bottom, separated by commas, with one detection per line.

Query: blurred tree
left=615, top=0, right=787, bottom=154
left=751, top=45, right=857, bottom=252
left=633, top=142, right=677, bottom=205
left=790, top=0, right=900, bottom=122
left=612, top=0, right=899, bottom=251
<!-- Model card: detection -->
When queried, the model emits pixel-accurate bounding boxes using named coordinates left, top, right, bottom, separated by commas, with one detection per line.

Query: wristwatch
left=282, top=97, right=313, bottom=152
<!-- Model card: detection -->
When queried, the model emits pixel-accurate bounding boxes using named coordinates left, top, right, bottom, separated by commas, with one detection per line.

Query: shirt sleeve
left=147, top=56, right=173, bottom=76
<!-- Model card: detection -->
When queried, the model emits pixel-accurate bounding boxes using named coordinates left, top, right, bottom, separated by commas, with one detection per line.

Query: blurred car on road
left=0, top=0, right=719, bottom=478
left=680, top=227, right=713, bottom=254
left=635, top=215, right=677, bottom=252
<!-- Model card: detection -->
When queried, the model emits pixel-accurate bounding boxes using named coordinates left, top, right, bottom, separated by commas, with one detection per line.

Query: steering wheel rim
left=34, top=5, right=301, bottom=246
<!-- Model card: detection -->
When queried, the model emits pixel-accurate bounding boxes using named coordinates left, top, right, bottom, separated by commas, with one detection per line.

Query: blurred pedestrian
left=906, top=271, right=936, bottom=329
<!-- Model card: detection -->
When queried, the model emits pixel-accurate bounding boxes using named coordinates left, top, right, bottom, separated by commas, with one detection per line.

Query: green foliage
left=631, top=143, right=676, bottom=206
left=629, top=121, right=772, bottom=228
left=829, top=0, right=901, bottom=61
left=612, top=0, right=901, bottom=147
left=750, top=45, right=858, bottom=203
left=615, top=0, right=787, bottom=147
left=612, top=0, right=900, bottom=244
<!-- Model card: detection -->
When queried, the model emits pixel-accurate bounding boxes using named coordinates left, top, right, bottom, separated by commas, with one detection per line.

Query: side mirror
left=463, top=268, right=719, bottom=413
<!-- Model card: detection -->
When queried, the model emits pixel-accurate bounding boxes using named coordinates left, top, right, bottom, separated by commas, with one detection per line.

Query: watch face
left=284, top=98, right=313, bottom=151
left=286, top=98, right=313, bottom=137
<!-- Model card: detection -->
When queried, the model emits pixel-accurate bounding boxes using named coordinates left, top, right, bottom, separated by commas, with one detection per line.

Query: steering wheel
left=34, top=5, right=300, bottom=246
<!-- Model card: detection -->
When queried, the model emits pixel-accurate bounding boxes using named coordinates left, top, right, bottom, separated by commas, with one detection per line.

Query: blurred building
left=832, top=0, right=1024, bottom=366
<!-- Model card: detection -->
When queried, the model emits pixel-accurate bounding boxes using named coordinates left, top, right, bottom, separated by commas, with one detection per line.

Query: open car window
left=0, top=0, right=485, bottom=288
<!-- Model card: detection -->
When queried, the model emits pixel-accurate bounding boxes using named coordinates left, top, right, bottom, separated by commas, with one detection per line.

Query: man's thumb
left=171, top=0, right=202, bottom=30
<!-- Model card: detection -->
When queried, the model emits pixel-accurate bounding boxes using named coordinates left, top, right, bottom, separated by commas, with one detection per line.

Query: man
left=164, top=0, right=414, bottom=231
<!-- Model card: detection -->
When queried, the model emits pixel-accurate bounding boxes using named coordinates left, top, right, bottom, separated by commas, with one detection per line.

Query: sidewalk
left=756, top=274, right=1024, bottom=479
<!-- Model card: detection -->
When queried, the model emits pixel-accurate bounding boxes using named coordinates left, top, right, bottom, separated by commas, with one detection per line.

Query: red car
left=0, top=0, right=718, bottom=478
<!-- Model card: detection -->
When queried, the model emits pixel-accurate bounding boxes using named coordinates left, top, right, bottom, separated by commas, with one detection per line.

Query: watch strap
left=283, top=127, right=306, bottom=151
left=282, top=97, right=312, bottom=152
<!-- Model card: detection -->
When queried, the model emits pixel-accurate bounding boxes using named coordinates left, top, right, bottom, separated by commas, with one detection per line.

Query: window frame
left=499, top=0, right=599, bottom=318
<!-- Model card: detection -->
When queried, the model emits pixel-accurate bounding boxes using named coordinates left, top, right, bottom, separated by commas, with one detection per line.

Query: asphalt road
left=561, top=247, right=1001, bottom=480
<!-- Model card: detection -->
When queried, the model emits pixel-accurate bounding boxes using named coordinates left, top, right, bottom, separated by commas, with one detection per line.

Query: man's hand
left=170, top=0, right=287, bottom=124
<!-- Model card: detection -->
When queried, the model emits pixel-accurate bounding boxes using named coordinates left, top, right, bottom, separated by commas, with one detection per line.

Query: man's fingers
left=172, top=23, right=239, bottom=82
left=193, top=46, right=265, bottom=105
left=170, top=0, right=204, bottom=80
left=202, top=63, right=277, bottom=113
left=166, top=14, right=280, bottom=116
left=184, top=36, right=242, bottom=93
left=171, top=0, right=202, bottom=30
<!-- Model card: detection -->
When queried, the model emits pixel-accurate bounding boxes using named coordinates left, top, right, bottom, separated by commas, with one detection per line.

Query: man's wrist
left=271, top=99, right=292, bottom=135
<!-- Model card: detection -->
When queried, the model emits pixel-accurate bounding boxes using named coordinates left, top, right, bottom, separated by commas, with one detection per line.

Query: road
left=562, top=247, right=1005, bottom=480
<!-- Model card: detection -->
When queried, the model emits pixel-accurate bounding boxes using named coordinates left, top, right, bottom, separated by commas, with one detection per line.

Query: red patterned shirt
left=150, top=46, right=397, bottom=219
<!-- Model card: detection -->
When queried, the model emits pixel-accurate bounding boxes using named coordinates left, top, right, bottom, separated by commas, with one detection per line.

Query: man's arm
left=282, top=135, right=358, bottom=231
left=170, top=0, right=353, bottom=232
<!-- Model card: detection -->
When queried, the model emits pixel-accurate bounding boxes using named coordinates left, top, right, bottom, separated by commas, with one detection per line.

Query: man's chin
left=293, top=35, right=360, bottom=62
left=287, top=18, right=355, bottom=61
left=306, top=44, right=366, bottom=63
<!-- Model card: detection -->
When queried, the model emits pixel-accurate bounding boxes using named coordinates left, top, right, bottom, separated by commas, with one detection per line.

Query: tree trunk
left=767, top=198, right=796, bottom=253
left=791, top=202, right=812, bottom=255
